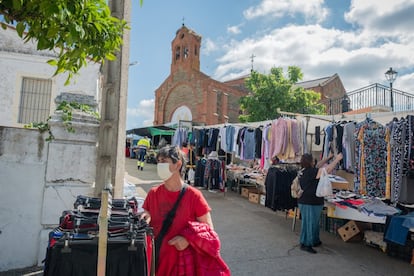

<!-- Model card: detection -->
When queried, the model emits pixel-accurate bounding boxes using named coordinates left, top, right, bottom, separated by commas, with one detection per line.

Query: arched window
left=175, top=46, right=181, bottom=60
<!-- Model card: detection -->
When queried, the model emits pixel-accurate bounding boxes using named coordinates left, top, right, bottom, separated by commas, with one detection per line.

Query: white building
left=0, top=25, right=101, bottom=128
left=0, top=25, right=101, bottom=271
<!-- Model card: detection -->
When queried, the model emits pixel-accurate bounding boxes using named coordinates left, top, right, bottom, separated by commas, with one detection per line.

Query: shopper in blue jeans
left=297, top=152, right=343, bottom=253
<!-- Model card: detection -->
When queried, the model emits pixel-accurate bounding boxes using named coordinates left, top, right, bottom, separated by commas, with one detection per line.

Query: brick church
left=153, top=24, right=347, bottom=126
left=153, top=24, right=249, bottom=126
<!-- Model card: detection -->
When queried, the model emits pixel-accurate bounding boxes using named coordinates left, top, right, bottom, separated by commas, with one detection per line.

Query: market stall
left=189, top=110, right=414, bottom=262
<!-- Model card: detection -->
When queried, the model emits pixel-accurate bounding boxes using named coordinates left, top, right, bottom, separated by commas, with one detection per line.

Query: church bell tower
left=171, top=24, right=201, bottom=73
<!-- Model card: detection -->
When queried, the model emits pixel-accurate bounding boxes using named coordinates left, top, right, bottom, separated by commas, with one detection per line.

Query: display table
left=325, top=202, right=386, bottom=224
left=226, top=165, right=266, bottom=193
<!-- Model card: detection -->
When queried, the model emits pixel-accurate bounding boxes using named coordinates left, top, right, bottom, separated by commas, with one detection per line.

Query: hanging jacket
left=176, top=221, right=231, bottom=276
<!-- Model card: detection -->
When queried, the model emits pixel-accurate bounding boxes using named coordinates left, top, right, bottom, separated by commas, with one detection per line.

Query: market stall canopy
left=126, top=125, right=176, bottom=137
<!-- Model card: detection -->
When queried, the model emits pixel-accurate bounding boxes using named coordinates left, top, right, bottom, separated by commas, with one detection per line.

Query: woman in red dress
left=141, top=145, right=230, bottom=275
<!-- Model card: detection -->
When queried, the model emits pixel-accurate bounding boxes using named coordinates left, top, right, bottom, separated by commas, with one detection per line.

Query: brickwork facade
left=153, top=25, right=347, bottom=126
left=296, top=73, right=347, bottom=114
left=154, top=25, right=248, bottom=126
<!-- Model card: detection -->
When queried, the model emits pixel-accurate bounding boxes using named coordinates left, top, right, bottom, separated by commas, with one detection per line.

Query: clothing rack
left=277, top=109, right=334, bottom=123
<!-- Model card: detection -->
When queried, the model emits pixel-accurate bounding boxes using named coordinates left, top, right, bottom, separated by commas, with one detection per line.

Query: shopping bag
left=291, top=169, right=304, bottom=198
left=316, top=168, right=333, bottom=197
left=188, top=168, right=195, bottom=182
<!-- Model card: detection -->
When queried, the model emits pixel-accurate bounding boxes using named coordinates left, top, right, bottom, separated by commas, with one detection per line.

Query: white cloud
left=202, top=38, right=218, bottom=55
left=126, top=99, right=154, bottom=129
left=244, top=0, right=328, bottom=23
left=345, top=0, right=414, bottom=35
left=398, top=72, right=414, bottom=93
left=213, top=1, right=414, bottom=94
left=227, top=24, right=242, bottom=35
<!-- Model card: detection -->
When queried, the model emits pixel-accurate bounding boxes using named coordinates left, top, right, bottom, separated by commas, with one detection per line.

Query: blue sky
left=126, top=0, right=414, bottom=130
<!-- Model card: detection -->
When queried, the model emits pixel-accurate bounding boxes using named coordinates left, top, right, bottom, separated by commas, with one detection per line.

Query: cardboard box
left=327, top=205, right=336, bottom=217
left=364, top=230, right=387, bottom=252
left=333, top=170, right=354, bottom=190
left=241, top=187, right=257, bottom=198
left=248, top=192, right=260, bottom=204
left=259, top=194, right=266, bottom=205
left=337, top=220, right=361, bottom=241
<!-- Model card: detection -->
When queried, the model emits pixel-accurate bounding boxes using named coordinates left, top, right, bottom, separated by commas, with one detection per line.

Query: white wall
left=0, top=26, right=102, bottom=271
left=0, top=127, right=47, bottom=271
left=0, top=112, right=99, bottom=271
left=0, top=27, right=101, bottom=128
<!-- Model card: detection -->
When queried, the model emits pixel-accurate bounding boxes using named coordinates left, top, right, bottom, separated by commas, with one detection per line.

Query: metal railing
left=320, top=83, right=414, bottom=115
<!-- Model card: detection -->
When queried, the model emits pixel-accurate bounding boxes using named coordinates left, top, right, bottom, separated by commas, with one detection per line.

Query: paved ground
left=124, top=157, right=414, bottom=276
left=3, top=158, right=413, bottom=275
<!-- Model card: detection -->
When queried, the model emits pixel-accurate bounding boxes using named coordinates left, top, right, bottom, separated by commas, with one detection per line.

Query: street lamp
left=385, top=67, right=397, bottom=111
left=341, top=95, right=350, bottom=113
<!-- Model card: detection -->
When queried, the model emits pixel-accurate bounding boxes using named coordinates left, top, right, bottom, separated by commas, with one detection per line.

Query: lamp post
left=341, top=95, right=350, bottom=113
left=385, top=67, right=397, bottom=111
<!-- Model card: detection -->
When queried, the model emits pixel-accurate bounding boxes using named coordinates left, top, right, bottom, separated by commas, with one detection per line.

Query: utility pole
left=96, top=1, right=131, bottom=275
left=95, top=0, right=131, bottom=198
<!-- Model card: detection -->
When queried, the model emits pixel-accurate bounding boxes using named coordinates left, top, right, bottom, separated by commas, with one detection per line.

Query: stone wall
left=0, top=112, right=99, bottom=271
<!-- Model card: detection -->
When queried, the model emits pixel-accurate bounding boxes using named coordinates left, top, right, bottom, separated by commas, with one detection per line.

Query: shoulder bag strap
left=155, top=184, right=187, bottom=266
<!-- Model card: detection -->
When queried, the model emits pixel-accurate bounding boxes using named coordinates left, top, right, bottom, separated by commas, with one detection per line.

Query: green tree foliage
left=239, top=66, right=325, bottom=122
left=0, top=0, right=141, bottom=84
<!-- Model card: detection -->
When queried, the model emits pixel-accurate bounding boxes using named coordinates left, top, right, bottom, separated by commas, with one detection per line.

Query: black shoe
left=137, top=166, right=140, bottom=170
left=313, top=241, right=322, bottom=247
left=140, top=167, right=143, bottom=171
left=300, top=245, right=317, bottom=254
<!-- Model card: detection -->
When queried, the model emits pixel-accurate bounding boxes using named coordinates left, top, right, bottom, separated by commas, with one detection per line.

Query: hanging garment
left=264, top=166, right=298, bottom=211
left=242, top=128, right=256, bottom=160
left=207, top=128, right=220, bottom=154
left=255, top=127, right=263, bottom=159
left=204, top=159, right=224, bottom=190
left=342, top=122, right=356, bottom=172
left=44, top=195, right=153, bottom=276
left=194, top=159, right=207, bottom=187
left=269, top=119, right=288, bottom=158
left=219, top=126, right=227, bottom=152
left=323, top=124, right=333, bottom=159
left=315, top=126, right=321, bottom=145
left=335, top=123, right=344, bottom=155
left=354, top=118, right=387, bottom=198
left=260, top=124, right=271, bottom=170
left=391, top=119, right=406, bottom=202
left=291, top=119, right=301, bottom=156
left=225, top=125, right=235, bottom=153
left=278, top=119, right=296, bottom=160
left=44, top=234, right=152, bottom=276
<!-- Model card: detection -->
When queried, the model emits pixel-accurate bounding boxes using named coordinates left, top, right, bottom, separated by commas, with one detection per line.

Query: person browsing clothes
left=297, top=152, right=343, bottom=254
left=140, top=145, right=230, bottom=275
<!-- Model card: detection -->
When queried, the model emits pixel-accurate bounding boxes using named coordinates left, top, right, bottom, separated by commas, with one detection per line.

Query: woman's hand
left=168, top=235, right=189, bottom=251
left=139, top=210, right=151, bottom=224
left=335, top=152, right=343, bottom=161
